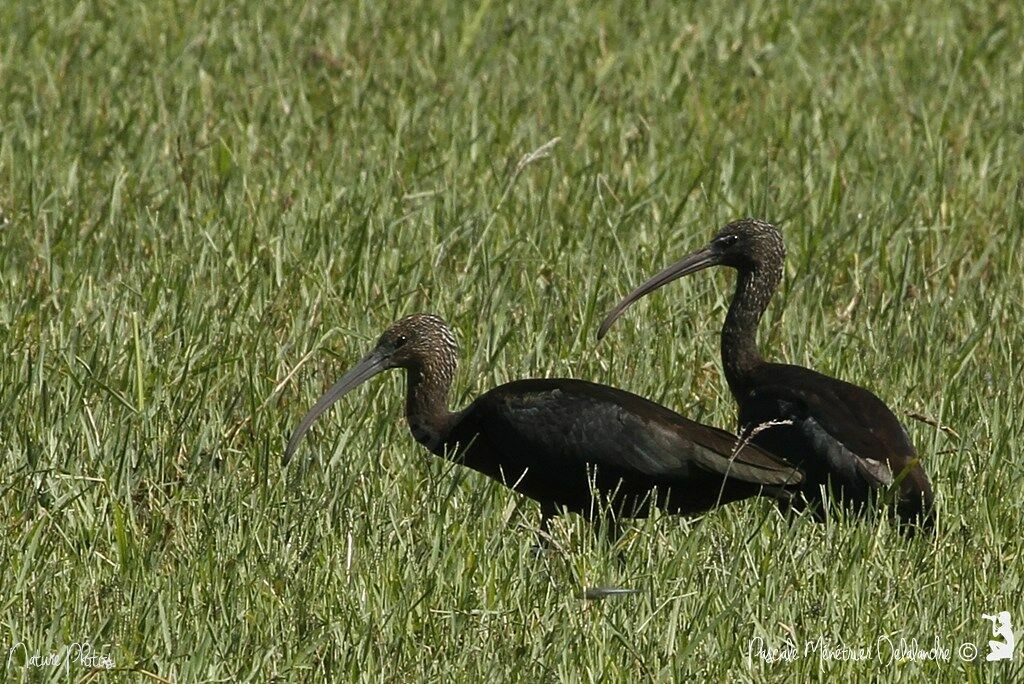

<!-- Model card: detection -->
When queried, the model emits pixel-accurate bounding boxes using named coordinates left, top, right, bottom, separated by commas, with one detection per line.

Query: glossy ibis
left=598, top=219, right=934, bottom=528
left=284, top=313, right=803, bottom=542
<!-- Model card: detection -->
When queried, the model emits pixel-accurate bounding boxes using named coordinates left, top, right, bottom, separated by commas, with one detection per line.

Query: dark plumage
left=598, top=219, right=935, bottom=528
left=284, top=314, right=803, bottom=540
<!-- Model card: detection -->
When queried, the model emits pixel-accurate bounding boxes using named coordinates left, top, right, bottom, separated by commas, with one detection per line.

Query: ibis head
left=597, top=219, right=784, bottom=339
left=283, top=314, right=457, bottom=463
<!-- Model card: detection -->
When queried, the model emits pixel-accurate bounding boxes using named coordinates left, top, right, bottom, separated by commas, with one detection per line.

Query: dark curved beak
left=597, top=246, right=719, bottom=340
left=283, top=350, right=387, bottom=464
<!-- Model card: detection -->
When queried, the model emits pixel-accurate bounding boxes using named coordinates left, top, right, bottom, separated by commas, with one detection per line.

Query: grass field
left=2, top=0, right=1023, bottom=680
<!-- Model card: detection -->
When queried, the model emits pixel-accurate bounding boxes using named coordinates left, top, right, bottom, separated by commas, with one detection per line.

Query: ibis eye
left=395, top=335, right=408, bottom=348
left=716, top=234, right=739, bottom=248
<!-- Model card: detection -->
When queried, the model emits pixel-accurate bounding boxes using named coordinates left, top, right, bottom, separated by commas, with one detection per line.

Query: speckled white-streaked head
left=708, top=218, right=785, bottom=281
left=381, top=314, right=460, bottom=450
left=376, top=314, right=459, bottom=376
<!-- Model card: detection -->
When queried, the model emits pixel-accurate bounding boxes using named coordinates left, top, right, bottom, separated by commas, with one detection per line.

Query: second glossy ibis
left=598, top=219, right=935, bottom=528
left=285, top=313, right=803, bottom=543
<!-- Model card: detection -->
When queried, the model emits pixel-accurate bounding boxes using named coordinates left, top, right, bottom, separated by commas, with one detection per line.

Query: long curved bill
left=283, top=350, right=386, bottom=464
left=597, top=246, right=718, bottom=340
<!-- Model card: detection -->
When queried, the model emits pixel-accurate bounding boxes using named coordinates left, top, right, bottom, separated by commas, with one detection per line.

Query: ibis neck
left=721, top=265, right=778, bottom=394
left=404, top=360, right=457, bottom=453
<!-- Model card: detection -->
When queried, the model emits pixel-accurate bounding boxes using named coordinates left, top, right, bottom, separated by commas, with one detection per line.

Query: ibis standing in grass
left=285, top=314, right=803, bottom=542
left=597, top=219, right=934, bottom=528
